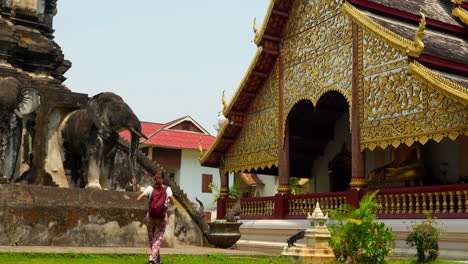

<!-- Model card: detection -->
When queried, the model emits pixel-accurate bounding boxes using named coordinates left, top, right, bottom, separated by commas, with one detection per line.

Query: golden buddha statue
left=368, top=143, right=424, bottom=182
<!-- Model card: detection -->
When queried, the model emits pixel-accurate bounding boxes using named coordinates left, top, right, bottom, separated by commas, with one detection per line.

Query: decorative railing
left=217, top=184, right=468, bottom=220
left=285, top=192, right=347, bottom=218
left=225, top=196, right=275, bottom=219
left=370, top=184, right=468, bottom=219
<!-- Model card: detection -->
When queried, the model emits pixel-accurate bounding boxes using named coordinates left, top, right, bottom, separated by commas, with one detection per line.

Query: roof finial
left=408, top=11, right=426, bottom=57
left=253, top=18, right=260, bottom=41
left=198, top=137, right=204, bottom=158
left=222, top=90, right=228, bottom=114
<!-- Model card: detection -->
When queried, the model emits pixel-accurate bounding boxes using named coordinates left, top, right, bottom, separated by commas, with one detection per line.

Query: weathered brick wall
left=0, top=184, right=205, bottom=247
left=0, top=184, right=148, bottom=247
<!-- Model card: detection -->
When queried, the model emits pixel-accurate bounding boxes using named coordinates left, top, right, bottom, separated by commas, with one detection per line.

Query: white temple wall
left=178, top=149, right=220, bottom=211
left=256, top=174, right=278, bottom=197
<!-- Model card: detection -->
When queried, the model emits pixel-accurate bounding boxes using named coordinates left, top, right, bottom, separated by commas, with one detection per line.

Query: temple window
left=202, top=174, right=213, bottom=193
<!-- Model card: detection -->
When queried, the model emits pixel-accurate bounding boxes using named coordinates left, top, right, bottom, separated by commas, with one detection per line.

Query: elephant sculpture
left=0, top=77, right=41, bottom=182
left=61, top=92, right=148, bottom=189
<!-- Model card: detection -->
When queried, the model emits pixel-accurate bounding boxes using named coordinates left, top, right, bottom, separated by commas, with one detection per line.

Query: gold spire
left=253, top=18, right=260, bottom=41
left=222, top=90, right=228, bottom=114
left=408, top=11, right=426, bottom=56
left=198, top=137, right=204, bottom=159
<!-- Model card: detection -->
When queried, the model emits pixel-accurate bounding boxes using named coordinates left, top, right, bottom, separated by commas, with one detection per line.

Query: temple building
left=200, top=0, right=468, bottom=255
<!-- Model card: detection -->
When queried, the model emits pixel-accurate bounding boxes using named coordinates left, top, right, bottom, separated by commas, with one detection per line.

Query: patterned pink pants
left=146, top=213, right=167, bottom=263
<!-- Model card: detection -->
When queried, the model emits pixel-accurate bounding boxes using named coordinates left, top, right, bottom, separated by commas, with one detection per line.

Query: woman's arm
left=168, top=195, right=175, bottom=205
left=136, top=192, right=146, bottom=201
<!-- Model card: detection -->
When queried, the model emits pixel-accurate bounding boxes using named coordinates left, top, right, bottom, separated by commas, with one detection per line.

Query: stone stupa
left=281, top=202, right=335, bottom=263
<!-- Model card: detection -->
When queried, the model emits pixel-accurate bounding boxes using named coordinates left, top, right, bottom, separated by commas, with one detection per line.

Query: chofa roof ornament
left=253, top=18, right=260, bottom=45
left=341, top=2, right=426, bottom=57
left=406, top=11, right=426, bottom=57
left=222, top=90, right=228, bottom=114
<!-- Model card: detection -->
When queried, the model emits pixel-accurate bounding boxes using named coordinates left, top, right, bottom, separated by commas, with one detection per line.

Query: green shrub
left=208, top=183, right=242, bottom=203
left=406, top=212, right=445, bottom=263
left=327, top=191, right=395, bottom=264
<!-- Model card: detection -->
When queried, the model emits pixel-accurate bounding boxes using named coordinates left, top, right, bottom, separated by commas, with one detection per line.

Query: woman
left=137, top=169, right=174, bottom=264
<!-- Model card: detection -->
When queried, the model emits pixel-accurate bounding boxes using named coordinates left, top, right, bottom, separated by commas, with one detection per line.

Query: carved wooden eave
left=202, top=0, right=468, bottom=168
left=199, top=119, right=228, bottom=164
left=223, top=47, right=264, bottom=115
left=453, top=6, right=468, bottom=25
left=408, top=61, right=468, bottom=106
left=201, top=0, right=292, bottom=168
left=341, top=2, right=425, bottom=57
left=254, top=0, right=277, bottom=45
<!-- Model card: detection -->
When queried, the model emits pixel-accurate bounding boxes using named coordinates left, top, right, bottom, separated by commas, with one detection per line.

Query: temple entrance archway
left=287, top=91, right=350, bottom=193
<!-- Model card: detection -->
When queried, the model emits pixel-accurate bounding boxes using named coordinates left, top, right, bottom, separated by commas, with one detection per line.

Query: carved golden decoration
left=281, top=0, right=353, bottom=140
left=253, top=18, right=260, bottom=42
left=453, top=6, right=468, bottom=25
left=360, top=29, right=468, bottom=151
left=341, top=2, right=425, bottom=57
left=222, top=90, right=228, bottom=114
left=350, top=177, right=367, bottom=189
left=408, top=61, right=468, bottom=106
left=278, top=184, right=291, bottom=193
left=223, top=61, right=279, bottom=173
left=224, top=47, right=264, bottom=115
left=198, top=137, right=204, bottom=159
left=200, top=47, right=266, bottom=165
left=254, top=0, right=276, bottom=45
left=283, top=0, right=343, bottom=39
left=199, top=119, right=228, bottom=164
left=220, top=186, right=229, bottom=197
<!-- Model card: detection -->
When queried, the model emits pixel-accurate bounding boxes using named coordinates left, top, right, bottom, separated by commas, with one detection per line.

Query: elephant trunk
left=129, top=130, right=140, bottom=179
left=129, top=127, right=149, bottom=140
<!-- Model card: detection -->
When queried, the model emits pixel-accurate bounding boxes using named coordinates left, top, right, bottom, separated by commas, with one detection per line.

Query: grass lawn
left=0, top=253, right=291, bottom=264
left=0, top=253, right=462, bottom=264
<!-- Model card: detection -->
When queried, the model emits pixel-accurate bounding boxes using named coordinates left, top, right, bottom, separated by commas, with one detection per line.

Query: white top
left=143, top=185, right=173, bottom=207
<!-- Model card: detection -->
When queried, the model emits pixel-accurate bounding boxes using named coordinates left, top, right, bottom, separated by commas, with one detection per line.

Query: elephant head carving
left=62, top=92, right=147, bottom=189
left=0, top=77, right=41, bottom=182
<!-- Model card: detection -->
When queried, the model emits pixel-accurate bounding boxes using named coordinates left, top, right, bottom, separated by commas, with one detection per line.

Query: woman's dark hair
left=153, top=169, right=165, bottom=181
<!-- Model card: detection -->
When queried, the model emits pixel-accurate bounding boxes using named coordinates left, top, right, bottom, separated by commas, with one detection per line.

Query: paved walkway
left=0, top=245, right=272, bottom=256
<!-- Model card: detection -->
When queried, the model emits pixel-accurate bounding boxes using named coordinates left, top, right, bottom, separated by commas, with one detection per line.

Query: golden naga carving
left=452, top=6, right=468, bottom=25
left=253, top=18, right=260, bottom=42
left=408, top=11, right=426, bottom=56
left=341, top=2, right=425, bottom=57
left=198, top=137, right=204, bottom=160
left=222, top=90, right=228, bottom=114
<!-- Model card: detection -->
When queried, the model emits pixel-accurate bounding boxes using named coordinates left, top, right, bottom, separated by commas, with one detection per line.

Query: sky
left=53, top=1, right=270, bottom=136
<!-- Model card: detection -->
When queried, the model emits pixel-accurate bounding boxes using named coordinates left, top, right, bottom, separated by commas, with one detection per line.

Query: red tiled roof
left=119, top=122, right=164, bottom=143
left=144, top=130, right=214, bottom=150
left=119, top=121, right=215, bottom=150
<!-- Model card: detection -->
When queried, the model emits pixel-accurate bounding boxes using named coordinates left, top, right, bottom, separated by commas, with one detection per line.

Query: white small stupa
left=281, top=202, right=335, bottom=263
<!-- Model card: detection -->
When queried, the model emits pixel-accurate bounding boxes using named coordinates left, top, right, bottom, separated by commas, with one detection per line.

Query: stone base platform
left=281, top=246, right=335, bottom=263
left=236, top=219, right=468, bottom=259
left=0, top=184, right=149, bottom=247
